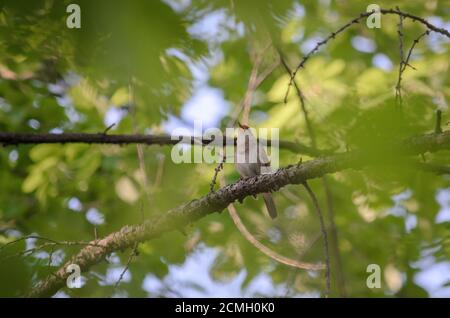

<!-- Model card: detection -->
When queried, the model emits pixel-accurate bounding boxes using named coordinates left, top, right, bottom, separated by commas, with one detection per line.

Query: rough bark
left=26, top=130, right=450, bottom=297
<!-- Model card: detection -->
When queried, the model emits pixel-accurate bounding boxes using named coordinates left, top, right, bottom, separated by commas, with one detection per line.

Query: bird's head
left=238, top=121, right=249, bottom=130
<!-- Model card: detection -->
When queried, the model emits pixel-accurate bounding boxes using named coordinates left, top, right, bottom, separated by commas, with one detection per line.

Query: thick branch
left=26, top=130, right=450, bottom=297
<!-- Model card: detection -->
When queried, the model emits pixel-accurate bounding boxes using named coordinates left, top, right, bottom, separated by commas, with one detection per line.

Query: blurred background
left=0, top=0, right=449, bottom=297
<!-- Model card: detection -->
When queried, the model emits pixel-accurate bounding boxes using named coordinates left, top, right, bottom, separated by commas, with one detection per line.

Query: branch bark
left=0, top=132, right=328, bottom=157
left=26, top=130, right=450, bottom=297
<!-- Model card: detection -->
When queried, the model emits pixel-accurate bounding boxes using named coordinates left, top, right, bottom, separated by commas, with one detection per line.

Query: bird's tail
left=262, top=192, right=277, bottom=219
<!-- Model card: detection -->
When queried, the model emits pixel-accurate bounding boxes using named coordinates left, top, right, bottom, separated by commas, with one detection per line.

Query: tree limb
left=0, top=132, right=328, bottom=157
left=279, top=49, right=346, bottom=296
left=285, top=8, right=450, bottom=102
left=25, top=130, right=450, bottom=297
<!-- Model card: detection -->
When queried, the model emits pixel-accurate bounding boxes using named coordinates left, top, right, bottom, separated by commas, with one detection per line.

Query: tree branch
left=279, top=49, right=347, bottom=296
left=395, top=7, right=405, bottom=107
left=302, top=182, right=330, bottom=298
left=25, top=130, right=450, bottom=297
left=285, top=8, right=450, bottom=102
left=0, top=132, right=329, bottom=157
left=227, top=202, right=324, bottom=270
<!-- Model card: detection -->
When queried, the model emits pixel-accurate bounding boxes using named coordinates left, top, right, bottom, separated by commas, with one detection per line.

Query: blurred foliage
left=0, top=0, right=449, bottom=297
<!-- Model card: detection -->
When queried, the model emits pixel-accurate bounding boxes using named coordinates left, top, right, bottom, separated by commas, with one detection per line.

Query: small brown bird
left=235, top=123, right=277, bottom=219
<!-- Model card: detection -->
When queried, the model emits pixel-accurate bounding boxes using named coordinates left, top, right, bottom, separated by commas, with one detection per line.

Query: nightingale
left=234, top=123, right=277, bottom=219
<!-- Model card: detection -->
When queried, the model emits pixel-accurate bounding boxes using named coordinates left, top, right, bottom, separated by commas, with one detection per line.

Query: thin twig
left=284, top=8, right=450, bottom=103
left=278, top=50, right=315, bottom=146
left=279, top=49, right=346, bottom=296
left=222, top=166, right=325, bottom=289
left=322, top=177, right=346, bottom=297
left=402, top=30, right=430, bottom=72
left=395, top=7, right=405, bottom=107
left=284, top=13, right=364, bottom=103
left=153, top=154, right=166, bottom=189
left=396, top=27, right=430, bottom=107
left=254, top=58, right=280, bottom=88
left=1, top=236, right=106, bottom=261
left=229, top=43, right=278, bottom=128
left=103, top=123, right=116, bottom=134
left=302, top=181, right=330, bottom=298
left=0, top=235, right=90, bottom=251
left=240, top=42, right=272, bottom=126
left=284, top=224, right=332, bottom=296
left=130, top=77, right=151, bottom=220
left=226, top=195, right=324, bottom=270
left=210, top=159, right=225, bottom=193
left=114, top=242, right=139, bottom=288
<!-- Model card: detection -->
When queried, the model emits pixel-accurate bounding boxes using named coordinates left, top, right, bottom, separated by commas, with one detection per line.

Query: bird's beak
left=238, top=121, right=249, bottom=129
